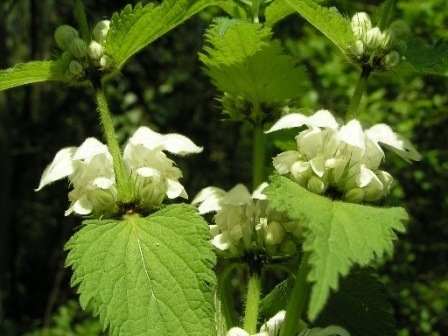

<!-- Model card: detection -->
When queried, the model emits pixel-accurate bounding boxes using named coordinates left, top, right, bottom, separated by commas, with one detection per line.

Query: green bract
left=265, top=175, right=407, bottom=320
left=65, top=205, right=216, bottom=336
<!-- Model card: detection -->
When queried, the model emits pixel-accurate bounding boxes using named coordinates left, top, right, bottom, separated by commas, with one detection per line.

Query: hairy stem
left=243, top=273, right=262, bottom=334
left=252, top=121, right=265, bottom=189
left=346, top=65, right=372, bottom=121
left=94, top=85, right=133, bottom=202
left=279, top=253, right=311, bottom=336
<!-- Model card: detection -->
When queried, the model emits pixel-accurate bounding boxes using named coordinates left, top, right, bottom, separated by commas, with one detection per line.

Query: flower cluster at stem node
left=348, top=12, right=410, bottom=70
left=36, top=126, right=202, bottom=217
left=192, top=183, right=302, bottom=258
left=267, top=110, right=420, bottom=203
left=54, top=20, right=113, bottom=80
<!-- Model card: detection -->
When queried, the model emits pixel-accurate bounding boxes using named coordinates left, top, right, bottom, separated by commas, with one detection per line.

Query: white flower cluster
left=349, top=12, right=410, bottom=69
left=37, top=126, right=202, bottom=216
left=226, top=311, right=350, bottom=336
left=192, top=183, right=302, bottom=258
left=54, top=20, right=113, bottom=79
left=267, top=110, right=420, bottom=203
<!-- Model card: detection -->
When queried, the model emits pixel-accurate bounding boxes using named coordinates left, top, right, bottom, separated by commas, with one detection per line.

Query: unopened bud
left=69, top=60, right=83, bottom=76
left=264, top=221, right=285, bottom=246
left=351, top=12, right=372, bottom=39
left=365, top=27, right=383, bottom=51
left=99, top=55, right=113, bottom=68
left=88, top=41, right=105, bottom=59
left=54, top=25, right=79, bottom=50
left=307, top=176, right=326, bottom=194
left=92, top=20, right=110, bottom=43
left=344, top=187, right=365, bottom=203
left=70, top=38, right=88, bottom=59
left=395, top=40, right=407, bottom=53
left=349, top=40, right=365, bottom=57
left=291, top=161, right=311, bottom=186
left=383, top=50, right=400, bottom=68
left=280, top=240, right=297, bottom=255
left=389, top=20, right=411, bottom=37
left=380, top=29, right=396, bottom=50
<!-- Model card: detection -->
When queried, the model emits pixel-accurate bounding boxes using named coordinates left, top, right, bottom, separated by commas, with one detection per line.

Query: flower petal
left=273, top=151, right=301, bottom=174
left=252, top=182, right=269, bottom=200
left=339, top=119, right=365, bottom=160
left=72, top=137, right=109, bottom=162
left=36, top=147, right=76, bottom=191
left=366, top=124, right=421, bottom=162
left=72, top=194, right=93, bottom=215
left=166, top=179, right=187, bottom=199
left=192, top=186, right=226, bottom=214
left=307, top=109, right=339, bottom=129
left=222, top=184, right=252, bottom=205
left=265, top=113, right=308, bottom=133
left=211, top=232, right=232, bottom=250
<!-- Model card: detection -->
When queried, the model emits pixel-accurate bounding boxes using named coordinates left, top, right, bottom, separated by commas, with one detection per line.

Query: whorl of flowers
left=54, top=20, right=113, bottom=79
left=226, top=311, right=350, bottom=336
left=192, top=183, right=302, bottom=258
left=348, top=12, right=410, bottom=70
left=36, top=126, right=202, bottom=216
left=267, top=110, right=420, bottom=203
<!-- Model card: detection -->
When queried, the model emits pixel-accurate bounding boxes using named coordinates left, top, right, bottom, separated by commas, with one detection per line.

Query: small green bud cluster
left=348, top=12, right=410, bottom=70
left=54, top=20, right=113, bottom=79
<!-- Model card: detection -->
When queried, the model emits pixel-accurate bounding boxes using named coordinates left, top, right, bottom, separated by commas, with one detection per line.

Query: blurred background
left=0, top=0, right=447, bottom=335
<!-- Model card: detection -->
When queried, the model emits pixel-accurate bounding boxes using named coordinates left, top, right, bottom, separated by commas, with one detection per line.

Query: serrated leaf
left=265, top=0, right=295, bottom=27
left=402, top=38, right=448, bottom=76
left=65, top=204, right=217, bottom=336
left=0, top=60, right=69, bottom=91
left=315, top=267, right=395, bottom=336
left=265, top=175, right=407, bottom=321
left=216, top=0, right=250, bottom=20
left=284, top=0, right=354, bottom=51
left=200, top=20, right=307, bottom=105
left=105, top=0, right=219, bottom=70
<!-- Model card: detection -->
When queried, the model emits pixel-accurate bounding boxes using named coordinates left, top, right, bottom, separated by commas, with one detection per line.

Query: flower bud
left=92, top=20, right=110, bottom=43
left=264, top=221, right=285, bottom=246
left=383, top=50, right=400, bottom=68
left=380, top=29, right=396, bottom=50
left=69, top=60, right=83, bottom=77
left=395, top=40, right=407, bottom=53
left=54, top=25, right=79, bottom=50
left=349, top=40, right=365, bottom=57
left=226, top=327, right=249, bottom=336
left=307, top=176, right=326, bottom=195
left=290, top=161, right=311, bottom=186
left=88, top=41, right=105, bottom=59
left=99, top=55, right=113, bottom=68
left=61, top=51, right=72, bottom=62
left=389, top=20, right=411, bottom=37
left=344, top=187, right=365, bottom=203
left=279, top=240, right=297, bottom=255
left=69, top=38, right=88, bottom=59
left=351, top=12, right=372, bottom=39
left=364, top=27, right=383, bottom=51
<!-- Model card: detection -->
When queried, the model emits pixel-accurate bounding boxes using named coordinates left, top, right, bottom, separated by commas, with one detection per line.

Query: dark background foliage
left=0, top=0, right=446, bottom=335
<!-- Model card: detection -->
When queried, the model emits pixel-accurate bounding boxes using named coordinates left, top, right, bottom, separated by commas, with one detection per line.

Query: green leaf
left=105, top=0, right=219, bottom=70
left=216, top=0, right=250, bottom=20
left=65, top=204, right=217, bottom=336
left=265, top=0, right=296, bottom=27
left=0, top=60, right=69, bottom=92
left=284, top=0, right=354, bottom=51
left=402, top=38, right=448, bottom=76
left=315, top=267, right=395, bottom=336
left=259, top=277, right=294, bottom=318
left=265, top=175, right=407, bottom=321
left=200, top=19, right=307, bottom=105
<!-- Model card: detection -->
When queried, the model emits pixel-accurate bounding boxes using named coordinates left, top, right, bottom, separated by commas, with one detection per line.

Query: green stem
left=243, top=273, right=262, bottom=334
left=218, top=263, right=240, bottom=329
left=279, top=253, right=311, bottom=336
left=94, top=85, right=133, bottom=202
left=346, top=65, right=371, bottom=122
left=252, top=0, right=260, bottom=23
left=252, top=121, right=265, bottom=189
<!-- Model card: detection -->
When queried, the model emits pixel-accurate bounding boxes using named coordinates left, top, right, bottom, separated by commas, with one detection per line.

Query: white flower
left=124, top=126, right=202, bottom=206
left=36, top=137, right=117, bottom=216
left=268, top=110, right=420, bottom=203
left=298, top=325, right=350, bottom=336
left=37, top=126, right=202, bottom=216
left=259, top=311, right=285, bottom=336
left=192, top=183, right=301, bottom=257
